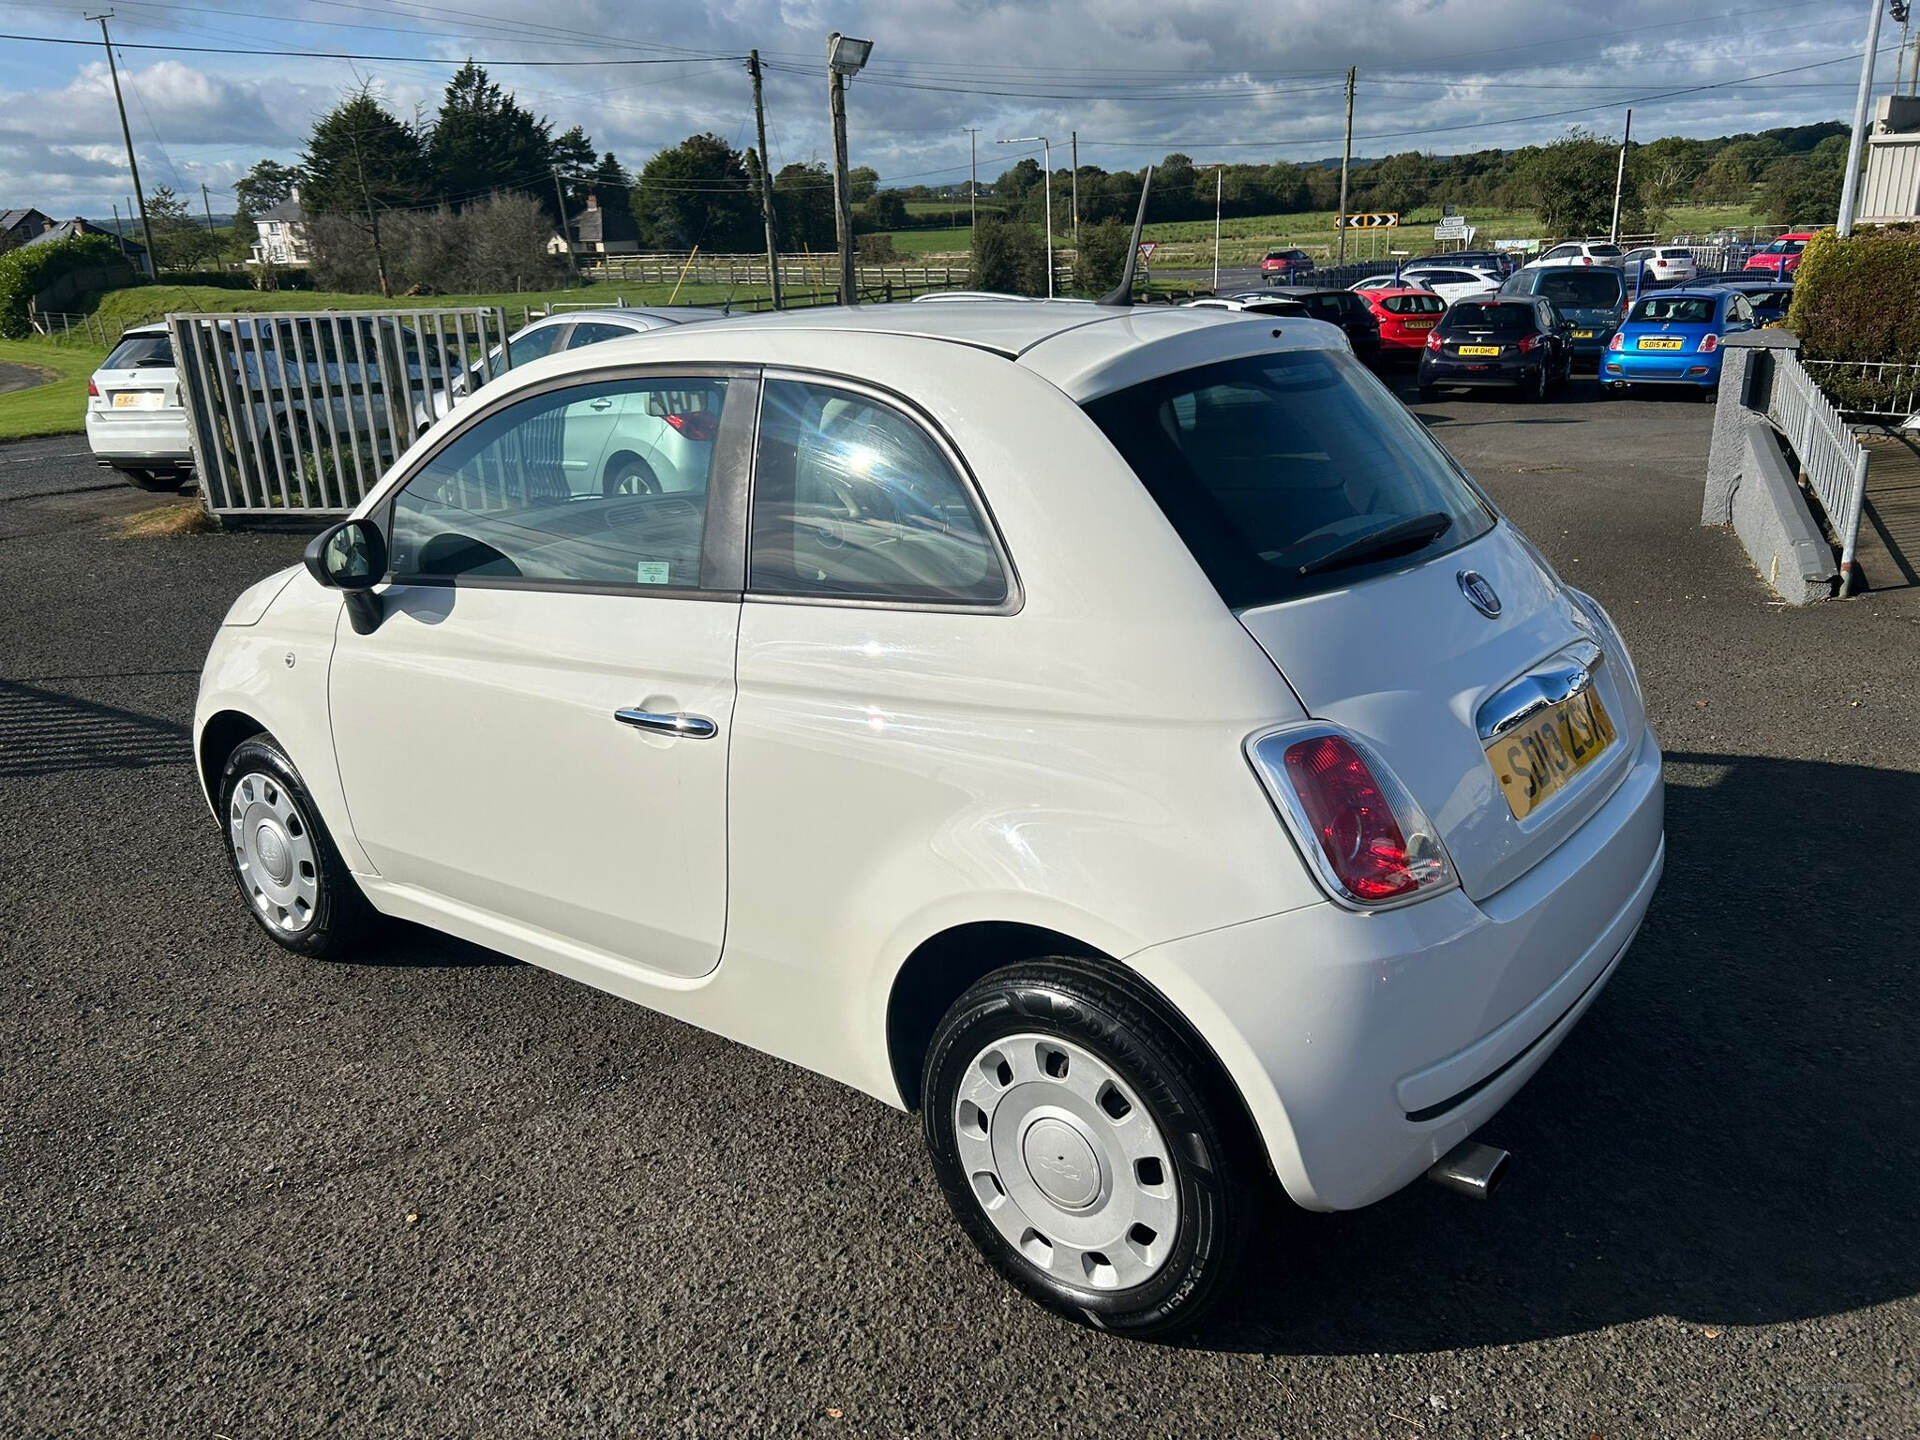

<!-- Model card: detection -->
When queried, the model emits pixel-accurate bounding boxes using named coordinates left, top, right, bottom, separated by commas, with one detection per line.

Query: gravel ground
left=2, top=381, right=1916, bottom=1439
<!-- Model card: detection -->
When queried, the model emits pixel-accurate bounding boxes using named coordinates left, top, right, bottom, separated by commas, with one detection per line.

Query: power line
left=0, top=29, right=744, bottom=65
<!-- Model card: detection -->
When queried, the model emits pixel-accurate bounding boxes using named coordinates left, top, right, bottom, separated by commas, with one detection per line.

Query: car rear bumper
left=1129, top=726, right=1665, bottom=1213
left=1420, top=356, right=1542, bottom=387
left=1604, top=354, right=1721, bottom=386
left=85, top=409, right=192, bottom=465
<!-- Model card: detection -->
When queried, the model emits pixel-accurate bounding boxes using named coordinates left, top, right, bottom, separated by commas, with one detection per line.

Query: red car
left=1260, top=248, right=1316, bottom=284
left=1744, top=231, right=1816, bottom=277
left=1360, top=287, right=1450, bottom=356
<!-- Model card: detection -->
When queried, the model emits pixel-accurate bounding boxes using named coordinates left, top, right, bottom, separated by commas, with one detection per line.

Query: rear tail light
left=87, top=378, right=99, bottom=397
left=663, top=411, right=719, bottom=441
left=1247, top=726, right=1458, bottom=909
left=1517, top=333, right=1541, bottom=353
left=1426, top=330, right=1443, bottom=351
left=1698, top=333, right=1720, bottom=353
left=1608, top=332, right=1624, bottom=351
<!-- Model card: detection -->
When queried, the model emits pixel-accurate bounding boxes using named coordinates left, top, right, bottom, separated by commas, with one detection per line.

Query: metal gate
left=169, top=307, right=511, bottom=517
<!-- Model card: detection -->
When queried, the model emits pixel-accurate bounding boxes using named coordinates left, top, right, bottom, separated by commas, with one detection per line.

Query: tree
left=145, top=185, right=218, bottom=270
left=1070, top=219, right=1131, bottom=295
left=631, top=133, right=759, bottom=251
left=772, top=161, right=835, bottom=251
left=855, top=190, right=908, bottom=233
left=1761, top=154, right=1844, bottom=227
left=428, top=62, right=554, bottom=211
left=1700, top=137, right=1787, bottom=204
left=301, top=88, right=428, bottom=217
left=1632, top=136, right=1706, bottom=233
left=1512, top=130, right=1625, bottom=237
left=234, top=158, right=304, bottom=215
left=970, top=217, right=1049, bottom=296
left=847, top=165, right=879, bottom=203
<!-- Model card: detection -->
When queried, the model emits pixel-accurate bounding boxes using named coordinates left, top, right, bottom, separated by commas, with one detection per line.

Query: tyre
left=219, top=734, right=376, bottom=960
left=922, top=958, right=1259, bottom=1337
left=116, top=467, right=183, bottom=492
left=1522, top=364, right=1548, bottom=402
left=603, top=453, right=661, bottom=496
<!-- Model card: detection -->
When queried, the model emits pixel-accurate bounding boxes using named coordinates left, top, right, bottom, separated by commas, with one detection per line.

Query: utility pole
left=1609, top=109, right=1633, bottom=245
left=748, top=49, right=784, bottom=309
left=1070, top=130, right=1079, bottom=240
left=550, top=169, right=581, bottom=282
left=1336, top=66, right=1356, bottom=265
left=90, top=13, right=157, bottom=277
left=1213, top=165, right=1224, bottom=294
left=1837, top=0, right=1887, bottom=236
left=200, top=181, right=216, bottom=236
left=964, top=128, right=980, bottom=232
left=827, top=33, right=872, bottom=305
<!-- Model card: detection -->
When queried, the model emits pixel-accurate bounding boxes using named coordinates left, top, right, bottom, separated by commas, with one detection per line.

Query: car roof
left=491, top=299, right=1344, bottom=404
left=523, top=306, right=723, bottom=329
left=118, top=322, right=169, bottom=338
left=1629, top=288, right=1726, bottom=304
left=1259, top=285, right=1347, bottom=296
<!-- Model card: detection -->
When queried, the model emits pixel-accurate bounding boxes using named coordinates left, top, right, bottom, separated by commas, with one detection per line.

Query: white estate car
left=86, top=324, right=194, bottom=490
left=1521, top=241, right=1626, bottom=270
left=1396, top=264, right=1504, bottom=305
left=195, top=301, right=1665, bottom=1336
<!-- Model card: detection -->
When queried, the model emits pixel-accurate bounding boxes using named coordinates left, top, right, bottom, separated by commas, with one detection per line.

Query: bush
left=856, top=233, right=899, bottom=263
left=1071, top=220, right=1131, bottom=296
left=1789, top=225, right=1920, bottom=363
left=969, top=218, right=1049, bottom=297
left=0, top=234, right=132, bottom=338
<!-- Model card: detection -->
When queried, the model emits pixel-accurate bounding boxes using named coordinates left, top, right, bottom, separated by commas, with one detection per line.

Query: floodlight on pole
left=826, top=32, right=873, bottom=304
left=999, top=136, right=1052, bottom=298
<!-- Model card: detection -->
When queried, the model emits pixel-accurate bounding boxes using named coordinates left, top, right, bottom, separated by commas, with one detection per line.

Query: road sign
left=1335, top=212, right=1399, bottom=229
left=1434, top=216, right=1470, bottom=241
left=1136, top=241, right=1157, bottom=259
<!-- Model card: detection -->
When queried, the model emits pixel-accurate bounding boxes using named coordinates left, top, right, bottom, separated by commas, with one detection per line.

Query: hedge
left=0, top=234, right=130, bottom=339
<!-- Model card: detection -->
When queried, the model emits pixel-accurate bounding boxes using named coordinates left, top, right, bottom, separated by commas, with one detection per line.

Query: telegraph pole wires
left=1336, top=66, right=1355, bottom=266
left=748, top=49, right=783, bottom=309
left=88, top=13, right=157, bottom=277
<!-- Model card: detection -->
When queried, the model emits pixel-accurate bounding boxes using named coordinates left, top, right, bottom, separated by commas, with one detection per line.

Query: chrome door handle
left=614, top=707, right=717, bottom=739
left=589, top=398, right=614, bottom=411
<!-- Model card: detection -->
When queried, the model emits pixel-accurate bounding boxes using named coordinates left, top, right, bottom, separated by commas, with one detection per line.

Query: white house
left=251, top=187, right=311, bottom=266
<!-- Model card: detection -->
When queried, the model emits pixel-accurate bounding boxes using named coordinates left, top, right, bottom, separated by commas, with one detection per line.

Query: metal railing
left=579, top=254, right=970, bottom=290
left=1801, top=359, right=1920, bottom=420
left=169, top=307, right=511, bottom=517
left=25, top=308, right=110, bottom=345
left=1766, top=348, right=1870, bottom=585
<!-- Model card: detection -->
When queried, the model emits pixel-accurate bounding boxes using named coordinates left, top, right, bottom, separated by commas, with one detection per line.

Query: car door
left=327, top=367, right=754, bottom=979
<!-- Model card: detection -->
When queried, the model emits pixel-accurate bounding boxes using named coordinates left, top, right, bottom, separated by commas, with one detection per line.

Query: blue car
left=1601, top=288, right=1758, bottom=395
left=1499, top=265, right=1627, bottom=366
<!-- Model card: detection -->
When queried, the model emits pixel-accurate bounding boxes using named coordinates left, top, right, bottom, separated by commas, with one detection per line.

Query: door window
left=506, top=324, right=565, bottom=367
left=749, top=378, right=1007, bottom=605
left=389, top=376, right=729, bottom=589
left=566, top=321, right=635, bottom=349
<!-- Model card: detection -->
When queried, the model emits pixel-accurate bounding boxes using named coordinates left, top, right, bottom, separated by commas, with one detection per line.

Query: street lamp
left=998, top=135, right=1052, bottom=298
left=827, top=32, right=873, bottom=304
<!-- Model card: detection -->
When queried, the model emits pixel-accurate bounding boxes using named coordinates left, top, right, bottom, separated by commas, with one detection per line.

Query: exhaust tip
left=1427, top=1140, right=1510, bottom=1200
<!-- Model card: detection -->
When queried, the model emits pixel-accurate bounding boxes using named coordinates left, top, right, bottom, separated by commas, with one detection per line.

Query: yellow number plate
left=111, top=391, right=159, bottom=408
left=1457, top=345, right=1501, bottom=356
left=1486, top=688, right=1616, bottom=820
left=1405, top=319, right=1435, bottom=330
left=1572, top=329, right=1595, bottom=339
left=1638, top=337, right=1684, bottom=350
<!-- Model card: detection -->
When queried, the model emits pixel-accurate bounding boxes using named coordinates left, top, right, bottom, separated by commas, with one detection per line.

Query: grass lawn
left=880, top=227, right=973, bottom=256
left=0, top=337, right=110, bottom=440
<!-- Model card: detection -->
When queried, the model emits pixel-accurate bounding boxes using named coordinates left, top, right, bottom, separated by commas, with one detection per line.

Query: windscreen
left=1532, top=270, right=1623, bottom=307
left=1631, top=296, right=1715, bottom=324
left=1658, top=248, right=1695, bottom=259
left=104, top=334, right=173, bottom=369
left=1081, top=349, right=1495, bottom=609
left=1444, top=303, right=1531, bottom=332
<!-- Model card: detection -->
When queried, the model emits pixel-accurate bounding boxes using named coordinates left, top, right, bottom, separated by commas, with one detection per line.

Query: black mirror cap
left=304, top=518, right=387, bottom=591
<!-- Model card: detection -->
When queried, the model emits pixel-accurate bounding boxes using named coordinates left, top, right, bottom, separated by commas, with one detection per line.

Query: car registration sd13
left=1486, top=687, right=1615, bottom=819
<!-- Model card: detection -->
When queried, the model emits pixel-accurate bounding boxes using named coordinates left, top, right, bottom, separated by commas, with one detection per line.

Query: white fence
left=1801, top=359, right=1920, bottom=420
left=1766, top=348, right=1870, bottom=583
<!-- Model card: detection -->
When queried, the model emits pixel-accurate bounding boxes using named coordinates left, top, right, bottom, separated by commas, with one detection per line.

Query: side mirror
left=304, top=518, right=387, bottom=634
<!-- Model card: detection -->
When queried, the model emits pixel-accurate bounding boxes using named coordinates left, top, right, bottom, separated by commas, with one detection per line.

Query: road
left=3, top=382, right=1918, bottom=1438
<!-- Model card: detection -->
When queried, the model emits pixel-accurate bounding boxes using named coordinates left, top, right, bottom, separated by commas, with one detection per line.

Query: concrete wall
left=1702, top=332, right=1838, bottom=606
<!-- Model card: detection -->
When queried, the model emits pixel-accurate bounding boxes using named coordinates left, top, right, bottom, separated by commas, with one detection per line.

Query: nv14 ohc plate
left=1457, top=345, right=1501, bottom=357
left=1485, top=688, right=1615, bottom=820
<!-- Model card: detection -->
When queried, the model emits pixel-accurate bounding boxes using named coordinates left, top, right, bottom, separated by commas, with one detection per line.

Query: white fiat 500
left=196, top=301, right=1663, bottom=1336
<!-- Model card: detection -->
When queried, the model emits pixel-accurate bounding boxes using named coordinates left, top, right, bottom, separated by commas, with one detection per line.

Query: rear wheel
left=603, top=453, right=661, bottom=496
left=922, top=958, right=1259, bottom=1337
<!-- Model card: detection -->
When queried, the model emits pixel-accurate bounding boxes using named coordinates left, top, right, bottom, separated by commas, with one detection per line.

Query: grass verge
left=113, top=499, right=215, bottom=538
left=0, top=337, right=109, bottom=439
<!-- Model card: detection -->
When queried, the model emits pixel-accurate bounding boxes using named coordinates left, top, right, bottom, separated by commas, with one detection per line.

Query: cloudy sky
left=0, top=0, right=1902, bottom=219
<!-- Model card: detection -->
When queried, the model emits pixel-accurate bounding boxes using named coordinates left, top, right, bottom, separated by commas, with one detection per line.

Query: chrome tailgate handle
left=614, top=707, right=717, bottom=739
left=1476, top=640, right=1603, bottom=742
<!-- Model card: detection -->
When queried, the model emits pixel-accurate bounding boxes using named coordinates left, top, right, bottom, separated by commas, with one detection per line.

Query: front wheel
left=219, top=735, right=376, bottom=960
left=922, top=959, right=1259, bottom=1337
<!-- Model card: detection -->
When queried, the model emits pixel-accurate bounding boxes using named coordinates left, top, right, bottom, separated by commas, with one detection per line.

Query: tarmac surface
left=3, top=376, right=1917, bottom=1438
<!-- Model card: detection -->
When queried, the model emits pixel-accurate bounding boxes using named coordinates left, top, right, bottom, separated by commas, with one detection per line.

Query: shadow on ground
left=1183, top=749, right=1920, bottom=1356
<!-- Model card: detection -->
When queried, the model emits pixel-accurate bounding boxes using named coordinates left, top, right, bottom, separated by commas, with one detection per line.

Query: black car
left=1417, top=297, right=1571, bottom=401
left=1700, top=278, right=1795, bottom=326
left=1252, top=286, right=1382, bottom=363
left=1498, top=265, right=1627, bottom=364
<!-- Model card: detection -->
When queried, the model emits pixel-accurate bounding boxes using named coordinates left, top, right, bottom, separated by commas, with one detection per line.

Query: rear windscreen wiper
left=1296, top=511, right=1453, bottom=577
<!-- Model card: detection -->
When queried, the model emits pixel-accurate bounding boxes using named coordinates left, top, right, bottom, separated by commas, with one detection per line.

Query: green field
left=0, top=338, right=110, bottom=440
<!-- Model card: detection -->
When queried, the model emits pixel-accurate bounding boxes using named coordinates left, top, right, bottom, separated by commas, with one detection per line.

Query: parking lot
left=4, top=374, right=1918, bottom=1438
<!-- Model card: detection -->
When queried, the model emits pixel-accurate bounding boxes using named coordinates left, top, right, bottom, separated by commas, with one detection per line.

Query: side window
left=506, top=324, right=565, bottom=368
left=749, top=378, right=1007, bottom=606
left=390, top=376, right=729, bottom=589
left=565, top=321, right=634, bottom=349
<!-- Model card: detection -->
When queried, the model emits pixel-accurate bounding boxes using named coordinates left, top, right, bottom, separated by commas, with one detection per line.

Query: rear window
left=105, top=334, right=172, bottom=369
left=1657, top=248, right=1694, bottom=259
left=1631, top=296, right=1716, bottom=324
left=1443, top=303, right=1532, bottom=333
left=1381, top=294, right=1446, bottom=315
left=1081, top=350, right=1495, bottom=609
left=1588, top=244, right=1623, bottom=258
left=1527, top=270, right=1623, bottom=307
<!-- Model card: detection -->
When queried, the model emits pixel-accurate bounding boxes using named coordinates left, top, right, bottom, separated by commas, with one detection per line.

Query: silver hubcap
left=228, top=771, right=319, bottom=934
left=954, top=1034, right=1179, bottom=1292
